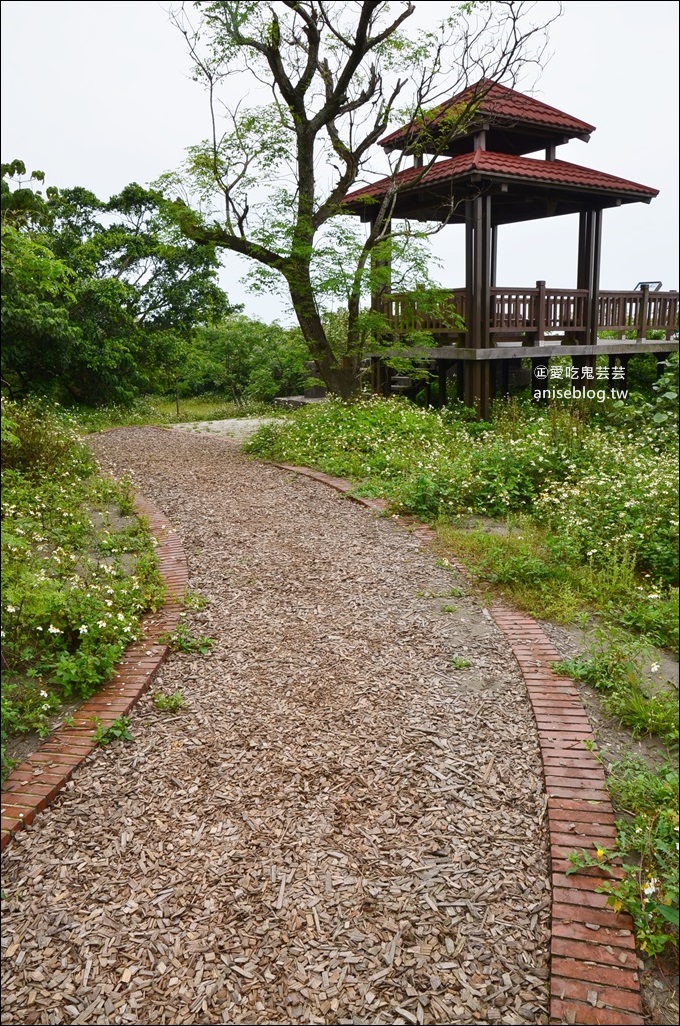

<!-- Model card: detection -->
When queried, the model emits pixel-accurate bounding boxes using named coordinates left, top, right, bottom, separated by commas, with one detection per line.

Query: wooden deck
left=383, top=284, right=679, bottom=343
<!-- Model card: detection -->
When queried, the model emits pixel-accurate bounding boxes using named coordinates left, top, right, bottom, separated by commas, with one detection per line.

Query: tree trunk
left=287, top=269, right=363, bottom=399
left=322, top=360, right=363, bottom=400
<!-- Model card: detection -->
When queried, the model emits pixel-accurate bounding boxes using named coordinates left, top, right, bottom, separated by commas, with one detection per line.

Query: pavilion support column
left=490, top=225, right=498, bottom=287
left=465, top=200, right=476, bottom=348
left=573, top=354, right=597, bottom=386
left=482, top=196, right=492, bottom=347
left=370, top=356, right=380, bottom=393
left=465, top=196, right=492, bottom=352
left=465, top=361, right=492, bottom=420
left=464, top=196, right=493, bottom=418
left=576, top=210, right=595, bottom=345
left=588, top=209, right=603, bottom=345
left=456, top=361, right=465, bottom=401
left=372, top=358, right=391, bottom=397
left=499, top=359, right=510, bottom=398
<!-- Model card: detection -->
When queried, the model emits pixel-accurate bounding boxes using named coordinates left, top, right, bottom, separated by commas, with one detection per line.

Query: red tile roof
left=379, top=79, right=595, bottom=148
left=343, top=150, right=658, bottom=205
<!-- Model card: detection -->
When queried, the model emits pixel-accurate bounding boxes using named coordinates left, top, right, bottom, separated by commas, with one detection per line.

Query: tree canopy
left=165, top=0, right=559, bottom=396
left=1, top=163, right=232, bottom=403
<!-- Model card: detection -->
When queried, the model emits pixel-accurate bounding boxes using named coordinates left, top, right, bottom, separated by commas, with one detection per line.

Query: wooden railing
left=383, top=283, right=679, bottom=341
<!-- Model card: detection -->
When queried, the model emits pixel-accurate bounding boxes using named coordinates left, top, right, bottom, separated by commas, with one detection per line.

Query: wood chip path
left=1, top=427, right=551, bottom=1025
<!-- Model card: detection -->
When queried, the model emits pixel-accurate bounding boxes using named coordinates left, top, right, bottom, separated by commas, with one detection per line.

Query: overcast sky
left=2, top=0, right=678, bottom=322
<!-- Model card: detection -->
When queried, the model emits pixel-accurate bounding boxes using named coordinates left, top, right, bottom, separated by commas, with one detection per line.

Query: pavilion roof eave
left=342, top=154, right=658, bottom=223
left=378, top=79, right=597, bottom=153
left=381, top=122, right=593, bottom=158
left=347, top=180, right=654, bottom=225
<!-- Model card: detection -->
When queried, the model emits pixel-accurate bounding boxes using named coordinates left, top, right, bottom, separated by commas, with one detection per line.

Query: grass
left=554, top=629, right=678, bottom=745
left=436, top=520, right=679, bottom=653
left=71, top=394, right=281, bottom=432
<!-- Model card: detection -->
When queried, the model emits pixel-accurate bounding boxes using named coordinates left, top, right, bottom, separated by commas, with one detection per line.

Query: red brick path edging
left=274, top=463, right=644, bottom=1026
left=1, top=495, right=188, bottom=853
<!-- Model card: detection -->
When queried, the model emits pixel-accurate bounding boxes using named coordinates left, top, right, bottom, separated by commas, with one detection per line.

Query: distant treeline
left=1, top=161, right=314, bottom=406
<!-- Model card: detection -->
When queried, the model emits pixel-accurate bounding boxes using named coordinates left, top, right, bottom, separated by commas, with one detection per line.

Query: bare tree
left=165, top=1, right=560, bottom=397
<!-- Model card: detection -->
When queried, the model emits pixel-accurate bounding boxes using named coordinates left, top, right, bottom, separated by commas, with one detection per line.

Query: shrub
left=1, top=399, right=163, bottom=775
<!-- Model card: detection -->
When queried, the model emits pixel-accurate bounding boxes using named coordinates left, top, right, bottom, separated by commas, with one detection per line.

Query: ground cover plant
left=1, top=399, right=164, bottom=778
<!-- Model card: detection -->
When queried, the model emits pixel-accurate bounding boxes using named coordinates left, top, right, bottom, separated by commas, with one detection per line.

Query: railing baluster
left=382, top=288, right=677, bottom=339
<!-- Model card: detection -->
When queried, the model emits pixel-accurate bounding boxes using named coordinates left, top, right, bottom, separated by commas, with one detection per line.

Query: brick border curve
left=274, top=463, right=644, bottom=1026
left=1, top=495, right=188, bottom=853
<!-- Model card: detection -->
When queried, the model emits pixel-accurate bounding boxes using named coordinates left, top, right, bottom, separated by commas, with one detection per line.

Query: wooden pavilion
left=342, top=80, right=678, bottom=418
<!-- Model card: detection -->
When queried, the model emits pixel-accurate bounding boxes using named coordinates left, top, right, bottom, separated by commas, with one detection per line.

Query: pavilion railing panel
left=382, top=289, right=466, bottom=335
left=545, top=290, right=589, bottom=331
left=490, top=289, right=537, bottom=330
left=598, top=291, right=641, bottom=332
left=597, top=291, right=679, bottom=335
left=384, top=287, right=678, bottom=340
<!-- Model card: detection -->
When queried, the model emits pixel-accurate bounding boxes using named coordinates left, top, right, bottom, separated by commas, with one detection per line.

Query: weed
left=152, top=690, right=186, bottom=712
left=568, top=757, right=679, bottom=956
left=554, top=630, right=678, bottom=744
left=183, top=590, right=208, bottom=611
left=160, top=621, right=213, bottom=655
left=93, top=716, right=133, bottom=746
left=441, top=604, right=458, bottom=613
left=450, top=655, right=472, bottom=670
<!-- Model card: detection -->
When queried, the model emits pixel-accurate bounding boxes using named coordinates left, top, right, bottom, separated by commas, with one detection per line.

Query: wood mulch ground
left=1, top=427, right=551, bottom=1026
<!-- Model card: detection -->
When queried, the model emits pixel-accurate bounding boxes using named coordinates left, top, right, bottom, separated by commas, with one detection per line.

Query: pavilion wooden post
left=637, top=283, right=650, bottom=339
left=577, top=210, right=594, bottom=345
left=589, top=209, right=603, bottom=345
left=536, top=280, right=547, bottom=342
left=490, top=225, right=498, bottom=287
left=464, top=196, right=493, bottom=418
left=576, top=208, right=603, bottom=346
left=437, top=360, right=448, bottom=407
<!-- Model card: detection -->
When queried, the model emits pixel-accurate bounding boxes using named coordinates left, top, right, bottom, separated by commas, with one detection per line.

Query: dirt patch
left=170, top=417, right=282, bottom=440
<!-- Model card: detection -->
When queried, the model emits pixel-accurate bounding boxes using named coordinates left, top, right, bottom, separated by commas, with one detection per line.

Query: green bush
left=1, top=399, right=163, bottom=776
left=1, top=397, right=93, bottom=478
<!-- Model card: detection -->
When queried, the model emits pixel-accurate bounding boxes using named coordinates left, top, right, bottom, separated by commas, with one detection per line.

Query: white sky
left=2, top=0, right=678, bottom=322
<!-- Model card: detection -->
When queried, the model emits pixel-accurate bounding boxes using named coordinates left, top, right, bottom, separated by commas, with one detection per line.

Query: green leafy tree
left=1, top=164, right=78, bottom=397
left=180, top=316, right=314, bottom=401
left=2, top=167, right=233, bottom=403
left=45, top=184, right=233, bottom=399
left=164, top=1, right=558, bottom=397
